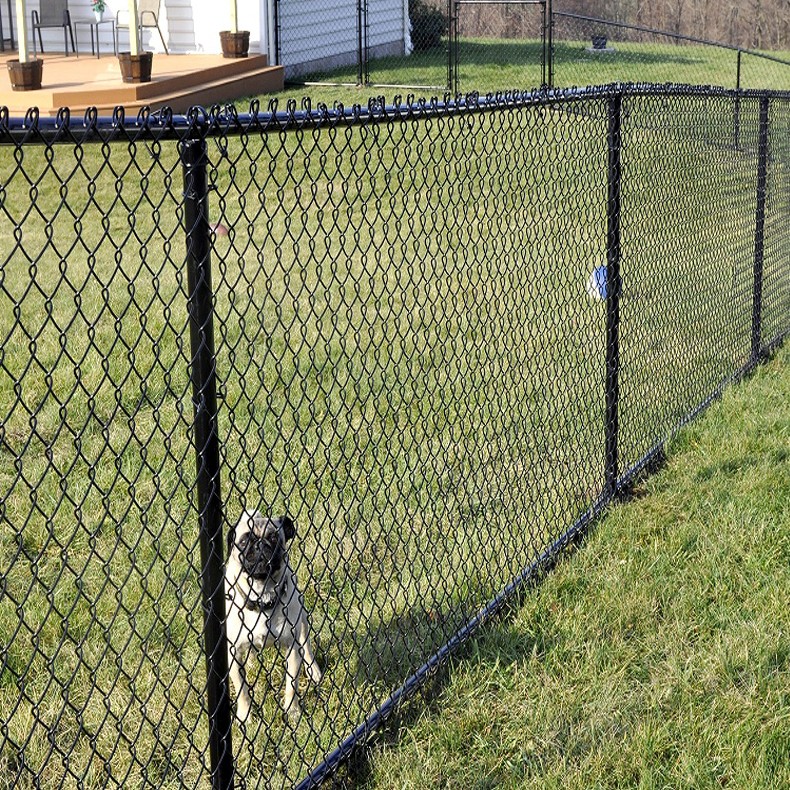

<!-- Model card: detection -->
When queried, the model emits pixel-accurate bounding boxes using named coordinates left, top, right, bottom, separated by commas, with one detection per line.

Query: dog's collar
left=243, top=575, right=285, bottom=614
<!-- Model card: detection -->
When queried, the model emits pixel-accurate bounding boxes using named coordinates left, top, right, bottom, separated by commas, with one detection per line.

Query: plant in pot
left=92, top=0, right=106, bottom=23
left=220, top=0, right=250, bottom=58
left=117, top=0, right=153, bottom=83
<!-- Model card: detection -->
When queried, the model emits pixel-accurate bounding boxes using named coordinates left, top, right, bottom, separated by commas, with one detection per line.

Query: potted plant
left=92, top=0, right=106, bottom=23
left=220, top=0, right=250, bottom=58
left=8, top=0, right=43, bottom=91
left=117, top=0, right=154, bottom=82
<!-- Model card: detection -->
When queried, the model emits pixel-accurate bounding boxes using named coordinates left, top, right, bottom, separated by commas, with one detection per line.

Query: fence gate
left=366, top=0, right=452, bottom=92
left=451, top=0, right=548, bottom=94
left=274, top=0, right=452, bottom=91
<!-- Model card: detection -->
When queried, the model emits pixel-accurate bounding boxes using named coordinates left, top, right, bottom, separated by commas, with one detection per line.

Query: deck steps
left=0, top=53, right=284, bottom=117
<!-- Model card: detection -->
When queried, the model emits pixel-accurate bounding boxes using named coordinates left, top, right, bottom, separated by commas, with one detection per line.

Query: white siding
left=277, top=0, right=359, bottom=76
left=166, top=0, right=265, bottom=55
left=277, top=0, right=406, bottom=78
left=366, top=0, right=402, bottom=49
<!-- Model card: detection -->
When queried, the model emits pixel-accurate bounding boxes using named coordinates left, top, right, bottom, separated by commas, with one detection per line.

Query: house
left=28, top=0, right=411, bottom=80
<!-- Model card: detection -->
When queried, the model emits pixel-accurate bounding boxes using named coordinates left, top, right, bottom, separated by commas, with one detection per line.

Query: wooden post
left=128, top=0, right=140, bottom=55
left=15, top=0, right=29, bottom=62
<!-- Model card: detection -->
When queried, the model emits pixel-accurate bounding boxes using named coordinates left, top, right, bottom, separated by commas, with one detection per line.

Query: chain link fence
left=277, top=3, right=788, bottom=97
left=279, top=0, right=451, bottom=90
left=1, top=85, right=789, bottom=788
left=550, top=12, right=790, bottom=93
left=451, top=0, right=547, bottom=94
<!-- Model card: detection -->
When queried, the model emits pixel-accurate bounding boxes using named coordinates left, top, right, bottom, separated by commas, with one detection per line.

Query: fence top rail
left=1, top=83, right=789, bottom=145
left=553, top=11, right=790, bottom=69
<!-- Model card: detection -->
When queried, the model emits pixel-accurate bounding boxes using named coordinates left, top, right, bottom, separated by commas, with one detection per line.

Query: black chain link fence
left=1, top=85, right=789, bottom=788
left=279, top=0, right=451, bottom=90
left=549, top=13, right=790, bottom=93
left=278, top=1, right=789, bottom=96
left=451, top=0, right=548, bottom=93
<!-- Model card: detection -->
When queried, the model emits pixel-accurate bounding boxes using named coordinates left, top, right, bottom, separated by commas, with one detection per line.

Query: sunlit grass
left=244, top=38, right=790, bottom=111
left=361, top=345, right=790, bottom=789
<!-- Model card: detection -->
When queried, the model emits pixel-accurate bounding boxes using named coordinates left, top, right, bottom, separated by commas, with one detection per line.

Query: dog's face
left=229, top=510, right=296, bottom=582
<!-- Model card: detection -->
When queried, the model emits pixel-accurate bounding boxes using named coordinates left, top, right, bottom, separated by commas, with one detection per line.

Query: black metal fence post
left=751, top=95, right=770, bottom=365
left=358, top=0, right=366, bottom=86
left=734, top=50, right=742, bottom=149
left=605, top=92, right=623, bottom=499
left=545, top=0, right=553, bottom=88
left=181, top=134, right=235, bottom=790
left=450, top=0, right=459, bottom=95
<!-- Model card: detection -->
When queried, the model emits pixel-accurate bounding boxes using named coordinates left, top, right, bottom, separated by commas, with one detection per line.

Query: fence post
left=605, top=92, right=623, bottom=499
left=181, top=134, right=235, bottom=790
left=734, top=50, right=742, bottom=149
left=358, top=0, right=367, bottom=86
left=450, top=0, right=458, bottom=95
left=545, top=0, right=553, bottom=89
left=751, top=95, right=770, bottom=364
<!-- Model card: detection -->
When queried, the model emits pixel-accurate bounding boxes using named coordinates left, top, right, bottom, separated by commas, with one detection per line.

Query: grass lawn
left=360, top=345, right=790, bottom=789
left=0, top=78, right=787, bottom=787
left=249, top=38, right=790, bottom=112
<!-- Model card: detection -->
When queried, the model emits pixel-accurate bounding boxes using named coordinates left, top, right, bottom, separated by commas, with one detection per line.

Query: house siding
left=277, top=0, right=406, bottom=79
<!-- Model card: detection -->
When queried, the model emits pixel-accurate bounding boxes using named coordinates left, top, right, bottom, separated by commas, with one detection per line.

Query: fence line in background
left=282, top=2, right=790, bottom=96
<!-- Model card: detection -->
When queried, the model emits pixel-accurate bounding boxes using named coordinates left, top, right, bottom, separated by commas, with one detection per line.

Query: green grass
left=247, top=38, right=790, bottom=112
left=0, top=83, right=787, bottom=788
left=360, top=344, right=790, bottom=789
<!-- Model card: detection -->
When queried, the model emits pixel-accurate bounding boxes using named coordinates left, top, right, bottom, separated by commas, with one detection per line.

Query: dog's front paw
left=234, top=695, right=252, bottom=726
left=284, top=699, right=303, bottom=726
left=308, top=663, right=323, bottom=685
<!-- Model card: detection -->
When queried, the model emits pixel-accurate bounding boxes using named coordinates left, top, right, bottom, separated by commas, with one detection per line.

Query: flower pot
left=118, top=51, right=154, bottom=83
left=591, top=35, right=608, bottom=50
left=7, top=59, right=43, bottom=91
left=94, top=11, right=104, bottom=23
left=220, top=30, right=250, bottom=59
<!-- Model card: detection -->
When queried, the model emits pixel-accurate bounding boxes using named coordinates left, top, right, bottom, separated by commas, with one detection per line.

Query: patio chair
left=115, top=0, right=168, bottom=55
left=31, top=0, right=76, bottom=57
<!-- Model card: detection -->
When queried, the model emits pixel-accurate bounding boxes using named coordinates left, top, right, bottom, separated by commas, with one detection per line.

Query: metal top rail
left=1, top=82, right=789, bottom=144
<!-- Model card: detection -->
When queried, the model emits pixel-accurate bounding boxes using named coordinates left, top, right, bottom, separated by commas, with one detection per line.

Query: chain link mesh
left=550, top=13, right=790, bottom=92
left=276, top=3, right=789, bottom=96
left=1, top=87, right=789, bottom=788
left=453, top=0, right=547, bottom=93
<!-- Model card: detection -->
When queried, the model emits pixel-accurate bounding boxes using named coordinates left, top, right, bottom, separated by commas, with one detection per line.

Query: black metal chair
left=32, top=0, right=76, bottom=56
left=0, top=0, right=16, bottom=52
left=115, top=0, right=168, bottom=55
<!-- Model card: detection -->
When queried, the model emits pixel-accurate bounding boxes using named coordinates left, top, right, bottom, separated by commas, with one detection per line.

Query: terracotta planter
left=7, top=59, right=43, bottom=91
left=118, top=51, right=154, bottom=83
left=220, top=30, right=250, bottom=59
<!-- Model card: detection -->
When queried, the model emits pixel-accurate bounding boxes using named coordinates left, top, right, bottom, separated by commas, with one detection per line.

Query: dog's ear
left=277, top=515, right=296, bottom=542
left=227, top=526, right=236, bottom=556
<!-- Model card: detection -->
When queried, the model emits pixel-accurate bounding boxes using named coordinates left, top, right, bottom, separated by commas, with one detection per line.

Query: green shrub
left=410, top=0, right=447, bottom=52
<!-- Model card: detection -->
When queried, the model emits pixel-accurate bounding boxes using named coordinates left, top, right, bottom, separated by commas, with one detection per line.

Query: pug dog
left=225, top=509, right=322, bottom=722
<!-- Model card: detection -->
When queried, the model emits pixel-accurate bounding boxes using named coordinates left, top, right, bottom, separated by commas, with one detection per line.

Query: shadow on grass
left=332, top=539, right=594, bottom=786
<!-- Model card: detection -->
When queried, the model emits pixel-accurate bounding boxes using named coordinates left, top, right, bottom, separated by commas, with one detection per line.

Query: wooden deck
left=0, top=51, right=284, bottom=117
